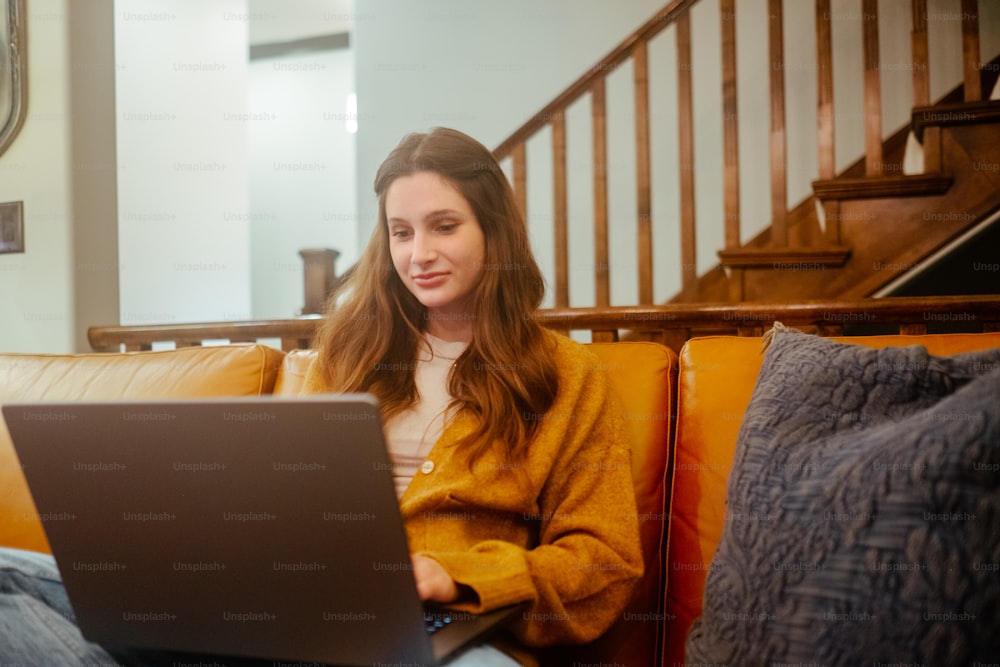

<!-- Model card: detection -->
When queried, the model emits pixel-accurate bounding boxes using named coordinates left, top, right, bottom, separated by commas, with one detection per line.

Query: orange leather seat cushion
left=0, top=344, right=285, bottom=554
left=662, top=332, right=1000, bottom=666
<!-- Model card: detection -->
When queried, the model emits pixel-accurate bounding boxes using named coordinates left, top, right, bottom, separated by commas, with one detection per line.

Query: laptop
left=2, top=396, right=526, bottom=666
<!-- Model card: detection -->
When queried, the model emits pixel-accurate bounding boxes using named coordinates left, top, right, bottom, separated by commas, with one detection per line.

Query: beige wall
left=69, top=0, right=119, bottom=352
left=0, top=0, right=117, bottom=353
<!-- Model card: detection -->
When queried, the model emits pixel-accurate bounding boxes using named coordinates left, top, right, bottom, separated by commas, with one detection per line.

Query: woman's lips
left=412, top=272, right=448, bottom=287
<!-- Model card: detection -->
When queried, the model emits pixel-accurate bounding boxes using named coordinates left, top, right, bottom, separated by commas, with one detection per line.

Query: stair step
left=911, top=100, right=1000, bottom=140
left=812, top=173, right=953, bottom=200
left=717, top=246, right=852, bottom=270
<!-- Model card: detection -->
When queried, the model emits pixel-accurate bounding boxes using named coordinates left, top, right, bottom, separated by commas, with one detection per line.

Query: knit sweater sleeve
left=416, top=339, right=644, bottom=647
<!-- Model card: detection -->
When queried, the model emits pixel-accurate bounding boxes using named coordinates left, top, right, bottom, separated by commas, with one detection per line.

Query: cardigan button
left=420, top=460, right=435, bottom=474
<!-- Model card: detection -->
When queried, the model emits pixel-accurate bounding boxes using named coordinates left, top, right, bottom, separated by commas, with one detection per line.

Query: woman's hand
left=411, top=553, right=459, bottom=603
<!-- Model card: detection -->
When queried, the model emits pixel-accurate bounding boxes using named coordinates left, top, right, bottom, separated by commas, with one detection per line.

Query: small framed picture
left=0, top=200, right=24, bottom=253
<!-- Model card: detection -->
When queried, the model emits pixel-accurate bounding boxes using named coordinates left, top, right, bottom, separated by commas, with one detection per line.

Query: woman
left=0, top=128, right=642, bottom=667
left=303, top=127, right=643, bottom=664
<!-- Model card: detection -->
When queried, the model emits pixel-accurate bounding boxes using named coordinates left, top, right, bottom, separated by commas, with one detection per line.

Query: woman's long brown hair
left=311, top=127, right=558, bottom=463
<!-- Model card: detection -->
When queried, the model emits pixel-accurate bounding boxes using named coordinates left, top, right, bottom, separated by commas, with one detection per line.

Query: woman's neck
left=425, top=313, right=473, bottom=343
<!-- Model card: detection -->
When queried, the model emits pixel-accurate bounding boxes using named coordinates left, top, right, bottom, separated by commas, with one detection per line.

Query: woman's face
left=385, top=171, right=486, bottom=340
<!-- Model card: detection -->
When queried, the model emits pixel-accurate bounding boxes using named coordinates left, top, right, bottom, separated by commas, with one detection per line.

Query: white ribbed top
left=383, top=333, right=468, bottom=498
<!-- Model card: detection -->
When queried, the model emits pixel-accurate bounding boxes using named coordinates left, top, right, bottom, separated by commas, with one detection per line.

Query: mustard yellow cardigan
left=302, top=330, right=643, bottom=662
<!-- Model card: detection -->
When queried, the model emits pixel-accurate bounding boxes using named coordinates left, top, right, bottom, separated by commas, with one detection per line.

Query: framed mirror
left=0, top=0, right=26, bottom=157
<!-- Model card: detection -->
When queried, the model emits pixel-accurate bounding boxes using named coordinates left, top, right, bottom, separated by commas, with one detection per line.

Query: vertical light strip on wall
left=345, top=92, right=358, bottom=134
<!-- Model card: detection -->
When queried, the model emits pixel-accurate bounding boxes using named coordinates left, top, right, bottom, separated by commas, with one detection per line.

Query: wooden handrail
left=87, top=316, right=322, bottom=353
left=541, top=295, right=1000, bottom=338
left=88, top=296, right=1000, bottom=354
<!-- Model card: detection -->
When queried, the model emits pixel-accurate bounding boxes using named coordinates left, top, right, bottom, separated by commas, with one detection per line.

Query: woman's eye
left=437, top=223, right=457, bottom=233
left=391, top=229, right=412, bottom=239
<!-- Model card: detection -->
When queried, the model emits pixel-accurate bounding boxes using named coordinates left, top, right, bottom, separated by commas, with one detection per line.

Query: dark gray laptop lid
left=4, top=396, right=442, bottom=665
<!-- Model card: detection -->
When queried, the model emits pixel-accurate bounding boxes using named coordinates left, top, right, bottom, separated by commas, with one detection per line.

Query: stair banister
left=491, top=0, right=997, bottom=308
left=492, top=0, right=699, bottom=308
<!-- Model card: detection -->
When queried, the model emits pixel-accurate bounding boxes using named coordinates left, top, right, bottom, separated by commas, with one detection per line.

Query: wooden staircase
left=491, top=0, right=1000, bottom=307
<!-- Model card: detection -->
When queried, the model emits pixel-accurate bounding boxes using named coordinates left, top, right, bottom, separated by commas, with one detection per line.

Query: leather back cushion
left=277, top=341, right=677, bottom=666
left=0, top=344, right=285, bottom=553
left=273, top=348, right=316, bottom=396
left=560, top=341, right=676, bottom=666
left=663, top=332, right=1000, bottom=667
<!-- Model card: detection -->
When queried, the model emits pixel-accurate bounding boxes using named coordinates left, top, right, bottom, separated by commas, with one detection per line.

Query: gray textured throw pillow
left=685, top=331, right=1000, bottom=666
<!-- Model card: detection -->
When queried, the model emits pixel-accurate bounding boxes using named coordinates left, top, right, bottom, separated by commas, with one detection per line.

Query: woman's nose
left=411, top=232, right=436, bottom=264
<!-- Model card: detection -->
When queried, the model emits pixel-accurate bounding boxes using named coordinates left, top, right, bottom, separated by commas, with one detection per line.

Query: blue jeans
left=0, top=547, right=118, bottom=667
left=0, top=547, right=520, bottom=667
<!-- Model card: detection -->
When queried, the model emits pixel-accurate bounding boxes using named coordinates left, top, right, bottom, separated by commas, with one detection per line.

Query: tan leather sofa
left=2, top=332, right=998, bottom=665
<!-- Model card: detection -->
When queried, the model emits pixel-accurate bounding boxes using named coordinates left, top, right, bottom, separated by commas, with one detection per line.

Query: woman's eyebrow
left=387, top=209, right=466, bottom=226
left=425, top=208, right=464, bottom=220
left=426, top=208, right=461, bottom=218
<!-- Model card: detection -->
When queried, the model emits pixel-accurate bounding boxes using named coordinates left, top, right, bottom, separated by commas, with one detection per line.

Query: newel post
left=299, top=248, right=340, bottom=315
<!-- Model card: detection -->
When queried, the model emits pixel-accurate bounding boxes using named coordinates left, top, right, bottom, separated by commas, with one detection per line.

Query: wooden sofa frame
left=88, top=295, right=1000, bottom=354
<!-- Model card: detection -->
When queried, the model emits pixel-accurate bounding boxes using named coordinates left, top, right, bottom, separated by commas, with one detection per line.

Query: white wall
left=115, top=0, right=357, bottom=323
left=115, top=0, right=252, bottom=325
left=0, top=0, right=74, bottom=352
left=69, top=0, right=121, bottom=352
left=247, top=48, right=357, bottom=319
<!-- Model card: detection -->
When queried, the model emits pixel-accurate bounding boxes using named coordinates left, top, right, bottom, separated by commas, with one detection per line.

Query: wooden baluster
left=816, top=0, right=840, bottom=245
left=662, top=329, right=690, bottom=355
left=960, top=0, right=981, bottom=101
left=591, top=330, right=620, bottom=343
left=737, top=326, right=765, bottom=338
left=592, top=78, right=611, bottom=308
left=899, top=323, right=927, bottom=335
left=816, top=0, right=835, bottom=181
left=299, top=248, right=339, bottom=315
left=512, top=143, right=527, bottom=222
left=768, top=0, right=788, bottom=245
left=720, top=0, right=741, bottom=300
left=862, top=0, right=883, bottom=176
left=677, top=11, right=698, bottom=299
left=911, top=0, right=930, bottom=108
left=816, top=322, right=845, bottom=337
left=911, top=0, right=941, bottom=172
left=634, top=41, right=653, bottom=305
left=552, top=111, right=570, bottom=308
